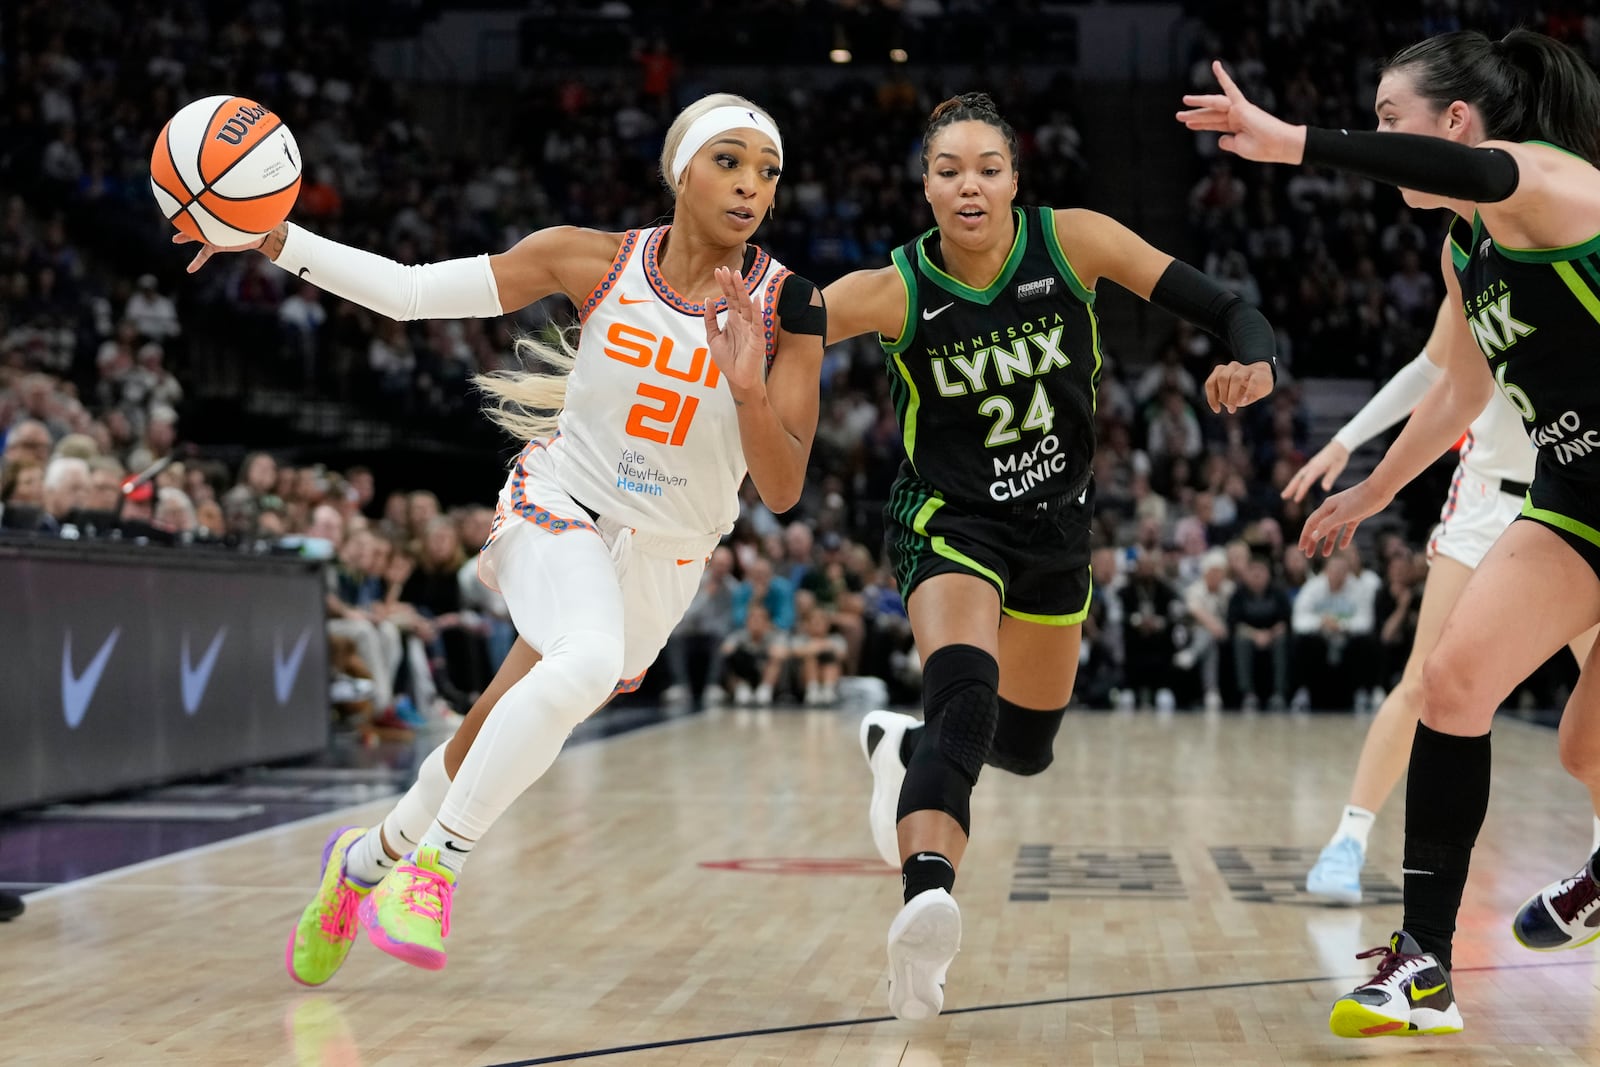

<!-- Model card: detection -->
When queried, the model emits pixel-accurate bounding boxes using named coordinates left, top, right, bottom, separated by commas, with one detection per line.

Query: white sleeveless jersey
left=1461, top=386, right=1536, bottom=485
left=547, top=226, right=791, bottom=539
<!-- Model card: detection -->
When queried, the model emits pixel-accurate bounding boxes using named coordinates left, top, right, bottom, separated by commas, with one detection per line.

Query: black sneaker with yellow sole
left=1329, top=930, right=1463, bottom=1038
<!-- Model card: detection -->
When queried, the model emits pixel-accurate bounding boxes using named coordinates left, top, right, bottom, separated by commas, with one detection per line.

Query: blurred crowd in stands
left=0, top=0, right=1585, bottom=734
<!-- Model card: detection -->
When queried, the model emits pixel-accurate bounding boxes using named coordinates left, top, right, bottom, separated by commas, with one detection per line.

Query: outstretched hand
left=1177, top=60, right=1307, bottom=165
left=704, top=265, right=765, bottom=401
left=172, top=230, right=268, bottom=274
left=1282, top=440, right=1351, bottom=502
left=1299, top=479, right=1394, bottom=558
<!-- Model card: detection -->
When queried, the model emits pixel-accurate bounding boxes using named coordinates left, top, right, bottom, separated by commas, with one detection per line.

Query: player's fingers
left=1213, top=60, right=1243, bottom=101
left=172, top=232, right=198, bottom=245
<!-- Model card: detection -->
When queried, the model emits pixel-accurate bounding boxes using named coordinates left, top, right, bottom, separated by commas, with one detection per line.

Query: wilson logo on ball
left=150, top=94, right=302, bottom=246
left=213, top=103, right=273, bottom=146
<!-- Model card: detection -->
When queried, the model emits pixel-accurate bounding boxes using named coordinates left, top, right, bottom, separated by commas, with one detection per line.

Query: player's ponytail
left=1385, top=29, right=1600, bottom=166
left=921, top=92, right=1020, bottom=174
left=1499, top=29, right=1600, bottom=166
left=471, top=325, right=579, bottom=441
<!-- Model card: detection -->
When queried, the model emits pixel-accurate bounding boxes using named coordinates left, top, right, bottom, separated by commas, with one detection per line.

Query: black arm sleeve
left=1148, top=260, right=1277, bottom=381
left=1302, top=128, right=1520, bottom=203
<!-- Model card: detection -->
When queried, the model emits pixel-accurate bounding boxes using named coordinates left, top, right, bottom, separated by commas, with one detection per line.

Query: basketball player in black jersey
left=824, top=93, right=1277, bottom=1020
left=1181, top=29, right=1600, bottom=1039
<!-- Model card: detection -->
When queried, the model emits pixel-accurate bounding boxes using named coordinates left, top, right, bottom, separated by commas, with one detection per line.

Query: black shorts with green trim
left=884, top=474, right=1094, bottom=625
left=1517, top=467, right=1600, bottom=579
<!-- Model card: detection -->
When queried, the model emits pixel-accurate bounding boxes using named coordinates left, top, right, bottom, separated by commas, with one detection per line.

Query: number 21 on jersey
left=604, top=322, right=722, bottom=446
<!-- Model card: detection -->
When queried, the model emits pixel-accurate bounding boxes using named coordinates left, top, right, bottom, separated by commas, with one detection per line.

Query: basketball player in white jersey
left=180, top=93, right=826, bottom=982
left=1288, top=300, right=1600, bottom=905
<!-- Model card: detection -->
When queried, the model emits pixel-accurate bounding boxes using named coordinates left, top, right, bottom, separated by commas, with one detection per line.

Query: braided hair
left=920, top=92, right=1020, bottom=174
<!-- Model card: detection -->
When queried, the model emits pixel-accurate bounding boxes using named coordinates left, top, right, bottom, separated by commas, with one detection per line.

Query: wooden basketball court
left=7, top=708, right=1600, bottom=1066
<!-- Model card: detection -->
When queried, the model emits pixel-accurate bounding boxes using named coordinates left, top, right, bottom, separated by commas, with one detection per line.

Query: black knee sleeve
left=987, top=698, right=1066, bottom=776
left=898, top=644, right=999, bottom=834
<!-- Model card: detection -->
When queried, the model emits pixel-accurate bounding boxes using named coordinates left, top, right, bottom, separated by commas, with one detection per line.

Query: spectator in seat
left=39, top=455, right=88, bottom=533
left=1230, top=556, right=1292, bottom=711
left=718, top=603, right=788, bottom=707
left=791, top=605, right=848, bottom=706
left=732, top=555, right=796, bottom=632
left=1291, top=553, right=1377, bottom=711
left=1178, top=548, right=1234, bottom=711
left=1119, top=547, right=1183, bottom=710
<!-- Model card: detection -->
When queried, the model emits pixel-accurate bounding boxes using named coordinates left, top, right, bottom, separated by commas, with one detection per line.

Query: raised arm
left=1283, top=301, right=1452, bottom=501
left=699, top=270, right=825, bottom=514
left=178, top=222, right=620, bottom=318
left=1053, top=207, right=1276, bottom=413
left=1299, top=240, right=1495, bottom=555
left=1178, top=59, right=1600, bottom=249
left=821, top=265, right=907, bottom=347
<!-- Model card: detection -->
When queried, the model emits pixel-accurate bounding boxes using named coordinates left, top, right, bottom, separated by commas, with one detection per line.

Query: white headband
left=670, top=105, right=784, bottom=186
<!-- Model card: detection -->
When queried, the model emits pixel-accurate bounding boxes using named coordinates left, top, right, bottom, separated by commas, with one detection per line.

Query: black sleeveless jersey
left=881, top=205, right=1101, bottom=511
left=1449, top=203, right=1600, bottom=486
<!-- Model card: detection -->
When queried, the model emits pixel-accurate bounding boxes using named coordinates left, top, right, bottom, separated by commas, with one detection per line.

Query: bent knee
left=1560, top=711, right=1600, bottom=781
left=1418, top=651, right=1493, bottom=731
left=542, top=630, right=627, bottom=714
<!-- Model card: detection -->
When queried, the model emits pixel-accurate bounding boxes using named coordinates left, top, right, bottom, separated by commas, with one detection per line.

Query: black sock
left=902, top=850, right=955, bottom=904
left=1403, top=722, right=1491, bottom=971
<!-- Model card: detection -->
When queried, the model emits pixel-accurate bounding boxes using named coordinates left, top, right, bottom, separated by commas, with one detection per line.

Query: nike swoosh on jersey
left=676, top=558, right=699, bottom=566
left=181, top=627, right=228, bottom=716
left=61, top=628, right=122, bottom=729
left=274, top=628, right=312, bottom=705
left=618, top=295, right=654, bottom=305
left=922, top=303, right=955, bottom=321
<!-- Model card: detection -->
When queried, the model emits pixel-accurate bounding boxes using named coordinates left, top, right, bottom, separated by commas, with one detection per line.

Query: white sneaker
left=858, top=710, right=916, bottom=868
left=805, top=681, right=823, bottom=705
left=734, top=682, right=754, bottom=705
left=1154, top=688, right=1177, bottom=713
left=754, top=683, right=774, bottom=706
left=887, top=887, right=962, bottom=1021
left=1203, top=689, right=1223, bottom=713
left=702, top=687, right=726, bottom=709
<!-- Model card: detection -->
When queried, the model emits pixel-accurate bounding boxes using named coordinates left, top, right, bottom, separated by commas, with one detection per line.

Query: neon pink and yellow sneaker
left=284, top=826, right=372, bottom=986
left=358, top=845, right=456, bottom=971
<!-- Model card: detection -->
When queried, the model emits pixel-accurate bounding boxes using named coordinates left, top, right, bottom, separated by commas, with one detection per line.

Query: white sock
left=419, top=821, right=475, bottom=875
left=1332, top=805, right=1376, bottom=850
left=1590, top=814, right=1600, bottom=856
left=345, top=743, right=452, bottom=885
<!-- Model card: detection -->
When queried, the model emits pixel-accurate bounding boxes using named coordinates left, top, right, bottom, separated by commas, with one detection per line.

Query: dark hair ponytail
left=1384, top=29, right=1600, bottom=166
left=920, top=91, right=1020, bottom=175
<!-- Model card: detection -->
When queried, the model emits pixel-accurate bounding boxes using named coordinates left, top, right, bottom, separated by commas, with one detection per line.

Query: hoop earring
left=768, top=203, right=776, bottom=221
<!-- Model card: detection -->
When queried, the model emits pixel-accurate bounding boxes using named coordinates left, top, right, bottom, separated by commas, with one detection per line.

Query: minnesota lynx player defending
left=180, top=93, right=826, bottom=980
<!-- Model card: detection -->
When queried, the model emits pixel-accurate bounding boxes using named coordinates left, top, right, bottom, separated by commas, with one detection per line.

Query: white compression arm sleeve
left=270, top=222, right=504, bottom=321
left=1331, top=350, right=1444, bottom=452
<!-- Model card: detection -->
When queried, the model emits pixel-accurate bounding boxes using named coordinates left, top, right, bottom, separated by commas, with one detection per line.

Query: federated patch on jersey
left=775, top=274, right=826, bottom=336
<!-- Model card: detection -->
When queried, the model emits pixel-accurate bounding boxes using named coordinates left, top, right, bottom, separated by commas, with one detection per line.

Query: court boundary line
left=478, top=957, right=1600, bottom=1065
left=17, top=709, right=699, bottom=902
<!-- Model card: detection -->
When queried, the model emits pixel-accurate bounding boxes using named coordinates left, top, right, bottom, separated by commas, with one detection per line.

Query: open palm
left=1177, top=61, right=1306, bottom=165
left=704, top=265, right=765, bottom=399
